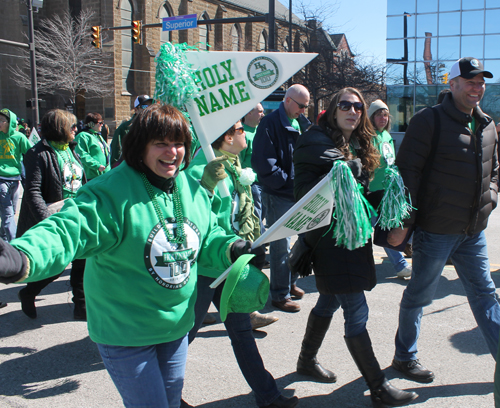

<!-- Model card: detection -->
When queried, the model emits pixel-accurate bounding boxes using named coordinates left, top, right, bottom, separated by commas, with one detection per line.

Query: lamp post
left=27, top=0, right=39, bottom=126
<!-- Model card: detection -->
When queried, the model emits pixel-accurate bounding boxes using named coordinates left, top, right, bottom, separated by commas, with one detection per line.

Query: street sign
left=162, top=14, right=197, bottom=32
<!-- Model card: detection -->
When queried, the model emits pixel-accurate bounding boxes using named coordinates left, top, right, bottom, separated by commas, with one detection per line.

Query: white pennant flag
left=211, top=172, right=335, bottom=289
left=28, top=128, right=41, bottom=144
left=184, top=51, right=317, bottom=149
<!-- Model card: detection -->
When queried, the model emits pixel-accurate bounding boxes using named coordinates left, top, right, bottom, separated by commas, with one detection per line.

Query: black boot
left=71, top=259, right=86, bottom=320
left=18, top=274, right=62, bottom=319
left=296, top=311, right=337, bottom=383
left=345, top=330, right=418, bottom=407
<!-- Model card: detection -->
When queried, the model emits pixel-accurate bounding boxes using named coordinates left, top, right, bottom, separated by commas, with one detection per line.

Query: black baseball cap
left=449, top=57, right=493, bottom=80
left=134, top=95, right=154, bottom=108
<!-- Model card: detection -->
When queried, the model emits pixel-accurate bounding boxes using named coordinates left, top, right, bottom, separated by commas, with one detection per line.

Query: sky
left=278, top=0, right=387, bottom=64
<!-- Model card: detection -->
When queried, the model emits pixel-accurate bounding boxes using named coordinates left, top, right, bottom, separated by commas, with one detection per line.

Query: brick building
left=1, top=0, right=325, bottom=136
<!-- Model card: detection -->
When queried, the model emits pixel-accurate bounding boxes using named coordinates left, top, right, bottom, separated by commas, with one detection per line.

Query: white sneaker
left=396, top=266, right=412, bottom=279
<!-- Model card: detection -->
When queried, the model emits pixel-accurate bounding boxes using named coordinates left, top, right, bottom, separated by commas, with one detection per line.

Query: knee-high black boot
left=296, top=311, right=337, bottom=382
left=345, top=330, right=418, bottom=407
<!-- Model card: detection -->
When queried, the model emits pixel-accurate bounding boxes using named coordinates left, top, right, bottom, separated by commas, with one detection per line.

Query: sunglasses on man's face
left=290, top=97, right=309, bottom=110
left=337, top=101, right=364, bottom=112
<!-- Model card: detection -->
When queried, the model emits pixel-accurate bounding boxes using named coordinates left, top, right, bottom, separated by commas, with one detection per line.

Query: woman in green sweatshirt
left=0, top=104, right=264, bottom=408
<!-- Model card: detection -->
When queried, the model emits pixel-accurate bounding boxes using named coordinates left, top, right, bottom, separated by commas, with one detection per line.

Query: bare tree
left=283, top=1, right=386, bottom=120
left=8, top=9, right=113, bottom=105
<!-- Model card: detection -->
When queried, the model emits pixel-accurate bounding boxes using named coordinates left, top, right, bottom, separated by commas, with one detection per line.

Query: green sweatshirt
left=110, top=116, right=134, bottom=165
left=0, top=109, right=33, bottom=179
left=240, top=123, right=257, bottom=169
left=12, top=163, right=237, bottom=346
left=75, top=129, right=111, bottom=179
left=369, top=129, right=396, bottom=192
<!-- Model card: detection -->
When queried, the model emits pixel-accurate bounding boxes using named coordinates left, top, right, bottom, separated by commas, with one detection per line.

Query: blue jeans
left=0, top=180, right=19, bottom=242
left=384, top=248, right=409, bottom=273
left=252, top=183, right=265, bottom=234
left=97, top=336, right=188, bottom=408
left=189, top=275, right=280, bottom=407
left=262, top=192, right=298, bottom=302
left=312, top=292, right=369, bottom=338
left=395, top=228, right=500, bottom=361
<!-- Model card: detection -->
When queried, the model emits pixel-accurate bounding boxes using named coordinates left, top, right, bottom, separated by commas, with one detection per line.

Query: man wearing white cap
left=388, top=57, right=500, bottom=383
left=110, top=95, right=154, bottom=165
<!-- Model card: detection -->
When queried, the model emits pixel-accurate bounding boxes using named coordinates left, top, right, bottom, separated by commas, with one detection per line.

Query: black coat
left=293, top=126, right=376, bottom=295
left=396, top=92, right=498, bottom=235
left=17, top=139, right=86, bottom=237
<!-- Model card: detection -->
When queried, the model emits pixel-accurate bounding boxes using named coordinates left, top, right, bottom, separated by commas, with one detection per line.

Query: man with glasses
left=110, top=95, right=153, bottom=166
left=251, top=84, right=311, bottom=313
left=388, top=57, right=500, bottom=384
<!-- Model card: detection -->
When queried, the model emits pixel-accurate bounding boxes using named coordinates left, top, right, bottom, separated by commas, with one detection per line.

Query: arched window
left=283, top=37, right=290, bottom=52
left=258, top=30, right=267, bottom=52
left=230, top=24, right=242, bottom=51
left=199, top=12, right=210, bottom=50
left=120, top=0, right=133, bottom=93
left=159, top=2, right=173, bottom=45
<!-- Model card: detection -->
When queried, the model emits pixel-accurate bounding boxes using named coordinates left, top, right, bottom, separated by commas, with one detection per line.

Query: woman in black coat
left=17, top=109, right=87, bottom=320
left=293, top=88, right=417, bottom=407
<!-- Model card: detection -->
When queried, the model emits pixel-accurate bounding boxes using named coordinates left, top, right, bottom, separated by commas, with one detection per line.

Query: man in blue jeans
left=252, top=85, right=311, bottom=312
left=388, top=57, right=500, bottom=383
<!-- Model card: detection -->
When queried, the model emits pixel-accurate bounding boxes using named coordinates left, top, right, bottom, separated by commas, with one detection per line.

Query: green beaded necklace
left=140, top=172, right=186, bottom=244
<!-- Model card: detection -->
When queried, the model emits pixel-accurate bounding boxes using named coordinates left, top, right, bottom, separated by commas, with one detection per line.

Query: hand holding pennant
left=210, top=171, right=335, bottom=288
left=154, top=43, right=317, bottom=197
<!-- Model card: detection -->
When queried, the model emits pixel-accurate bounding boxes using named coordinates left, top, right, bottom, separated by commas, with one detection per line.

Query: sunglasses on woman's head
left=337, top=101, right=364, bottom=112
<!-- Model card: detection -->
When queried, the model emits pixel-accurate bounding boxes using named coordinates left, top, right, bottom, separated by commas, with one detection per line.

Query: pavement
left=1, top=194, right=500, bottom=407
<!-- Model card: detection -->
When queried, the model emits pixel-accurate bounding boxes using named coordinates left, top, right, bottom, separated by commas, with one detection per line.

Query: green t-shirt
left=290, top=118, right=301, bottom=133
left=369, top=129, right=396, bottom=192
left=240, top=123, right=257, bottom=169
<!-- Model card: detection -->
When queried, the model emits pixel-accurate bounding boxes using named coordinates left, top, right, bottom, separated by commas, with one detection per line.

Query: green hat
left=220, top=254, right=270, bottom=322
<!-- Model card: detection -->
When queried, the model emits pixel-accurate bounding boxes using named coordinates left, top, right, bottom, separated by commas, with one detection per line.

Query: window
left=230, top=24, right=241, bottom=51
left=199, top=12, right=210, bottom=50
left=159, top=3, right=173, bottom=45
left=258, top=30, right=267, bottom=51
left=120, top=0, right=133, bottom=92
left=461, top=10, right=484, bottom=35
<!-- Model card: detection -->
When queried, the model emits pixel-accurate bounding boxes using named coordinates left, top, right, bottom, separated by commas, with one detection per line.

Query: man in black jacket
left=251, top=84, right=311, bottom=313
left=388, top=57, right=500, bottom=383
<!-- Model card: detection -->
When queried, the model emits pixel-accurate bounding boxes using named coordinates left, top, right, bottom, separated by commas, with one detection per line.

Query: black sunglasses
left=234, top=126, right=245, bottom=134
left=337, top=101, right=364, bottom=112
left=290, top=97, right=309, bottom=110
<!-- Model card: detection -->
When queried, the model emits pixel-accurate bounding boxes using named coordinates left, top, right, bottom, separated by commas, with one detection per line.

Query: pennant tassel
left=376, top=166, right=413, bottom=230
left=329, top=161, right=373, bottom=250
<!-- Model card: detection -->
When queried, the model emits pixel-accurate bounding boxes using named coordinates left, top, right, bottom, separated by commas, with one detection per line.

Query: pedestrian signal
left=91, top=26, right=101, bottom=49
left=132, top=20, right=142, bottom=45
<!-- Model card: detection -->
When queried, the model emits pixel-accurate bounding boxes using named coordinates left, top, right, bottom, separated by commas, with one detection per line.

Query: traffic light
left=91, top=26, right=101, bottom=49
left=132, top=20, right=142, bottom=45
left=442, top=72, right=449, bottom=84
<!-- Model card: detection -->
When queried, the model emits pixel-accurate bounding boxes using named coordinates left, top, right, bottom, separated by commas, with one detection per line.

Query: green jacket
left=369, top=129, right=396, bottom=192
left=110, top=116, right=134, bottom=165
left=0, top=109, right=33, bottom=179
left=75, top=129, right=111, bottom=179
left=12, top=163, right=236, bottom=346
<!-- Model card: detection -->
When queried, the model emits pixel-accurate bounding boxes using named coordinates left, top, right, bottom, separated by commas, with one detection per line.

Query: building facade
left=386, top=0, right=500, bottom=133
left=0, top=0, right=313, bottom=135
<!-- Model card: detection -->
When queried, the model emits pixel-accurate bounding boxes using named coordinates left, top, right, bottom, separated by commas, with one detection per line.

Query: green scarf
left=216, top=150, right=261, bottom=242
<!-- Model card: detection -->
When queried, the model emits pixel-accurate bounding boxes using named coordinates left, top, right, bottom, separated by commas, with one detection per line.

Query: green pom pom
left=376, top=166, right=413, bottom=230
left=154, top=42, right=201, bottom=109
left=329, top=161, right=374, bottom=250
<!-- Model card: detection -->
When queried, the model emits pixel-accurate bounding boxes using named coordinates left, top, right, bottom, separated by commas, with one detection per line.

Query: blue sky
left=278, top=0, right=388, bottom=64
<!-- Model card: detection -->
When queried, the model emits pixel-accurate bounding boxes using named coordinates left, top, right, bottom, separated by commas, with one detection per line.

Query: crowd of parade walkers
left=1, top=57, right=500, bottom=408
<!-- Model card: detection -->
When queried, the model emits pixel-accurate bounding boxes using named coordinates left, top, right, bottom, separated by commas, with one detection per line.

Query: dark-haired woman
left=17, top=109, right=87, bottom=320
left=293, top=88, right=418, bottom=407
left=75, top=112, right=110, bottom=180
left=0, top=104, right=263, bottom=408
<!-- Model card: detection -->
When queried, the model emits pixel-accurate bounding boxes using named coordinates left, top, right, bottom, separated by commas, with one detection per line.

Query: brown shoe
left=250, top=311, right=279, bottom=330
left=272, top=298, right=301, bottom=313
left=290, top=284, right=305, bottom=299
